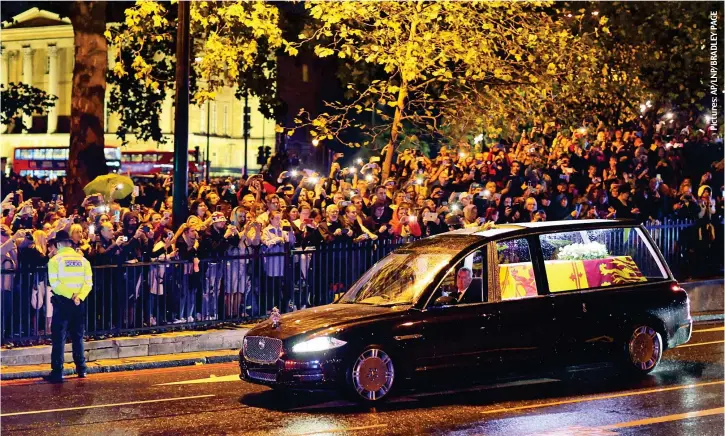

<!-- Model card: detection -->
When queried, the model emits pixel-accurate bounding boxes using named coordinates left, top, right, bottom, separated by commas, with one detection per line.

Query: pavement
left=1, top=319, right=722, bottom=435
left=1, top=326, right=251, bottom=380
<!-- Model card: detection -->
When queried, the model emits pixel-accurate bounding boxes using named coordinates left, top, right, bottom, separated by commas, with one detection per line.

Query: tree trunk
left=66, top=1, right=108, bottom=207
left=382, top=84, right=407, bottom=180
left=382, top=17, right=418, bottom=180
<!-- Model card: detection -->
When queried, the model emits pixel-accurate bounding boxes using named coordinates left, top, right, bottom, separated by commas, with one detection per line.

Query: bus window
left=104, top=148, right=121, bottom=161
left=51, top=149, right=67, bottom=160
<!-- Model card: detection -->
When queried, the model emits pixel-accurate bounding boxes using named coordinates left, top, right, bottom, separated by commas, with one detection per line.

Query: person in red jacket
left=391, top=202, right=421, bottom=238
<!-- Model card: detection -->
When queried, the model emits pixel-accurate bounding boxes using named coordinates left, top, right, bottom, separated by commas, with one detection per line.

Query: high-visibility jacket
left=48, top=247, right=93, bottom=301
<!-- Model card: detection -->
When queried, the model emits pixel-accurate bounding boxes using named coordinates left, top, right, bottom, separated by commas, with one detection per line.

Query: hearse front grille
left=243, top=336, right=283, bottom=364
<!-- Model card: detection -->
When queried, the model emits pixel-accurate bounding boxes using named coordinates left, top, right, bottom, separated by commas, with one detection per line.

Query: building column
left=47, top=45, right=59, bottom=133
left=1, top=47, right=9, bottom=134
left=22, top=45, right=33, bottom=131
left=1, top=46, right=9, bottom=89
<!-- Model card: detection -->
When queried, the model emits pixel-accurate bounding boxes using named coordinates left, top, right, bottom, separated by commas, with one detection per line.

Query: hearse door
left=424, top=249, right=500, bottom=373
left=491, top=237, right=560, bottom=372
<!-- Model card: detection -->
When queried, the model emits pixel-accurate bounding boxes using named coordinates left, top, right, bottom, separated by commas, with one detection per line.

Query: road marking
left=676, top=340, right=724, bottom=348
left=410, top=378, right=559, bottom=399
left=289, top=378, right=560, bottom=411
left=480, top=380, right=724, bottom=415
left=599, top=407, right=725, bottom=429
left=155, top=374, right=240, bottom=386
left=693, top=326, right=724, bottom=333
left=0, top=394, right=215, bottom=417
left=290, top=424, right=388, bottom=435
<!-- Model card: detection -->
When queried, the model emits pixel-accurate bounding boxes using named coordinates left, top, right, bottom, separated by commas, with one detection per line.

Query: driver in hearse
left=449, top=267, right=476, bottom=304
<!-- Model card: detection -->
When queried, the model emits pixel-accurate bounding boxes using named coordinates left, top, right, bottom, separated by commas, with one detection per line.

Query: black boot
left=43, top=371, right=63, bottom=383
left=76, top=368, right=87, bottom=378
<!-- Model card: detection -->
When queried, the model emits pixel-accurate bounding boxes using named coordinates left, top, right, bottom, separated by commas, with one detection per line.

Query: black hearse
left=240, top=220, right=692, bottom=402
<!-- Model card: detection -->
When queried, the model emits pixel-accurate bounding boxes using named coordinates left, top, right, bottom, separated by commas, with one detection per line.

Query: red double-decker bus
left=120, top=151, right=204, bottom=176
left=12, top=146, right=121, bottom=178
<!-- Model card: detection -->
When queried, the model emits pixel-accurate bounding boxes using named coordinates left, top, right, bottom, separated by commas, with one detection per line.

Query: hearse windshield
left=338, top=236, right=478, bottom=306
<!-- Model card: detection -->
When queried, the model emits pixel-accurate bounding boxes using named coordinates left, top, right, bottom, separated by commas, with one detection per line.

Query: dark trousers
left=50, top=295, right=86, bottom=374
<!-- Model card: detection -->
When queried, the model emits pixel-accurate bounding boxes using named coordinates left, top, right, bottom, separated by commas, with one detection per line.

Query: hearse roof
left=428, top=219, right=637, bottom=243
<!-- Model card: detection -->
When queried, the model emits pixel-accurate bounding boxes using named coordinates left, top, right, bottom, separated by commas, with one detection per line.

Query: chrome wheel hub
left=628, top=326, right=661, bottom=370
left=352, top=349, right=394, bottom=401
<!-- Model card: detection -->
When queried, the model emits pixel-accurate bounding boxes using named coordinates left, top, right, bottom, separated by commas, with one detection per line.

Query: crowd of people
left=2, top=121, right=724, bottom=332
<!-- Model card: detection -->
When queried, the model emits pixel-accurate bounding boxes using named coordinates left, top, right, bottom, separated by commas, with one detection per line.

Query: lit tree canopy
left=0, top=83, right=58, bottom=131
left=106, top=0, right=295, bottom=145
left=293, top=0, right=605, bottom=178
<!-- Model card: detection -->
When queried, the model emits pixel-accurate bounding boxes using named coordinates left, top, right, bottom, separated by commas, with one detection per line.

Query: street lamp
left=312, top=138, right=320, bottom=147
left=195, top=56, right=211, bottom=183
left=206, top=100, right=210, bottom=183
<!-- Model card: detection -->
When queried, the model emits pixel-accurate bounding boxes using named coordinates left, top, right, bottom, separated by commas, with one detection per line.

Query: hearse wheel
left=347, top=347, right=395, bottom=402
left=624, top=324, right=663, bottom=375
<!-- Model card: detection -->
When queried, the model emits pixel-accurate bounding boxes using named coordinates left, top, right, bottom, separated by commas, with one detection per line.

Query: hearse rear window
left=539, top=227, right=668, bottom=293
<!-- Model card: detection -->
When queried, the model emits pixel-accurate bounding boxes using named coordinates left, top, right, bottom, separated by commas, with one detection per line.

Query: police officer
left=45, top=230, right=93, bottom=382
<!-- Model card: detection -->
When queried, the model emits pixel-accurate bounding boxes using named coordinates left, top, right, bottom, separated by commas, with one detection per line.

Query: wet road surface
left=1, top=320, right=723, bottom=435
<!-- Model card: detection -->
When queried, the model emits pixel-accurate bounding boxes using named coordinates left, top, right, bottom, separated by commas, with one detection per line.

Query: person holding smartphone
left=261, top=210, right=296, bottom=312
left=198, top=212, right=239, bottom=321
left=391, top=202, right=422, bottom=238
left=147, top=227, right=178, bottom=326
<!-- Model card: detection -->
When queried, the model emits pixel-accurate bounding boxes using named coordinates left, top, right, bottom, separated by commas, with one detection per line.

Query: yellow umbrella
left=83, top=174, right=135, bottom=201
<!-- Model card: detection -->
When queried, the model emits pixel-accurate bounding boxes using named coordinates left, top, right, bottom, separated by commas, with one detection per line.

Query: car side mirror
left=432, top=295, right=456, bottom=307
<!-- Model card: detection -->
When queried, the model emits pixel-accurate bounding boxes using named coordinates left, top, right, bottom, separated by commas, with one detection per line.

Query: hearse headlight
left=292, top=337, right=347, bottom=353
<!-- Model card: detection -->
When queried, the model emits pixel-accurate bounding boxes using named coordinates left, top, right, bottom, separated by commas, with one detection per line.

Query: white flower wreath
left=557, top=241, right=609, bottom=261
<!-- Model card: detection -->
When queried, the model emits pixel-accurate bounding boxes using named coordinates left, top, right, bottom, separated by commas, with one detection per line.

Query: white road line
left=480, top=380, right=724, bottom=415
left=599, top=407, right=725, bottom=430
left=289, top=424, right=388, bottom=435
left=288, top=378, right=560, bottom=412
left=1, top=394, right=215, bottom=417
left=409, top=378, right=560, bottom=399
left=693, top=326, right=725, bottom=333
left=155, top=374, right=240, bottom=386
left=676, top=340, right=725, bottom=348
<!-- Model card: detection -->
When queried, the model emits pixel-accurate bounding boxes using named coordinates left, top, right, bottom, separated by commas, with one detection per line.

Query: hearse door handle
left=582, top=302, right=587, bottom=313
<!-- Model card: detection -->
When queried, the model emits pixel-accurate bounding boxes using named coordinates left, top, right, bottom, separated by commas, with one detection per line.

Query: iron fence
left=0, top=220, right=716, bottom=344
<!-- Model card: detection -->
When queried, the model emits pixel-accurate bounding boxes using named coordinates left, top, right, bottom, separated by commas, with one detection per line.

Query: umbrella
left=83, top=174, right=135, bottom=201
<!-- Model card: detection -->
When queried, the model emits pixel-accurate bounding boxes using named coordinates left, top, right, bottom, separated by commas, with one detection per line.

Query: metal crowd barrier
left=0, top=238, right=411, bottom=345
left=0, top=220, right=716, bottom=344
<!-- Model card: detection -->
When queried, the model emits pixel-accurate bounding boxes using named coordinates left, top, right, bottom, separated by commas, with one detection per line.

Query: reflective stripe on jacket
left=48, top=247, right=93, bottom=301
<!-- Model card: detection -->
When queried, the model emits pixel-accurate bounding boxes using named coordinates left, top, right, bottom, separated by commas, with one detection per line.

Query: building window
left=211, top=102, right=217, bottom=134
left=302, top=64, right=309, bottom=83
left=223, top=104, right=229, bottom=136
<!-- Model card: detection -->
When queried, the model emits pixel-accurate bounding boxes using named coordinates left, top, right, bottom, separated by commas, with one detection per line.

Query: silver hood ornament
left=269, top=307, right=281, bottom=328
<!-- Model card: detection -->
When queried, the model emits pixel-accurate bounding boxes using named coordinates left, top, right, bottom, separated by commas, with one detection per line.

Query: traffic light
left=263, top=146, right=271, bottom=161
left=243, top=106, right=251, bottom=139
left=256, top=146, right=265, bottom=165
left=192, top=146, right=200, bottom=163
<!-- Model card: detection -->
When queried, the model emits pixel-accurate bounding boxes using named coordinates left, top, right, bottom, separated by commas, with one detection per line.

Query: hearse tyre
left=345, top=345, right=396, bottom=403
left=622, top=322, right=664, bottom=375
